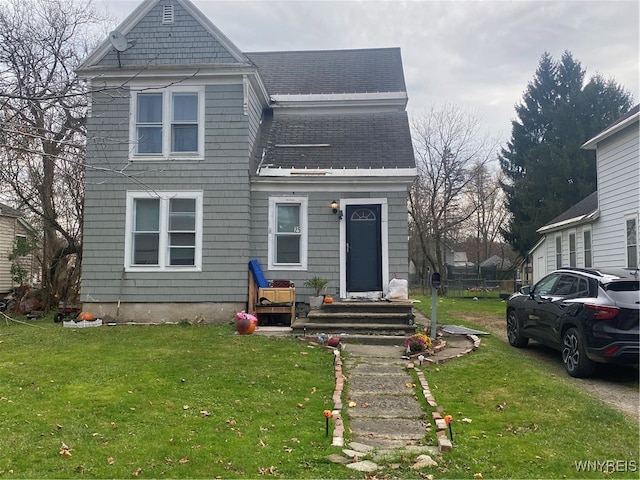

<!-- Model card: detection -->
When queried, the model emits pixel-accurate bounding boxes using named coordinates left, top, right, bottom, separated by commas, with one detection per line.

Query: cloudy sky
left=100, top=0, right=639, bottom=140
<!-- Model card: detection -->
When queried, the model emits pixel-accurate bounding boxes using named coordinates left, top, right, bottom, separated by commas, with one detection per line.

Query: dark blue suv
left=506, top=267, right=639, bottom=377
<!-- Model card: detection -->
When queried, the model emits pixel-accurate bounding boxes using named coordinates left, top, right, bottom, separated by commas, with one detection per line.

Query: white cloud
left=100, top=0, right=639, bottom=138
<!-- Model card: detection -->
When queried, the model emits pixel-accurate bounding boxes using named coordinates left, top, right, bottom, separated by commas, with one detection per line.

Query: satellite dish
left=109, top=31, right=128, bottom=52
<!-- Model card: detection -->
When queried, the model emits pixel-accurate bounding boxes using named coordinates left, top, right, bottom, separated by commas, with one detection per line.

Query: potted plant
left=304, top=276, right=328, bottom=309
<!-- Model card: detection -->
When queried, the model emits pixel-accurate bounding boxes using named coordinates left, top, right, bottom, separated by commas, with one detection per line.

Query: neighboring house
left=76, top=0, right=416, bottom=322
left=0, top=203, right=36, bottom=292
left=526, top=104, right=639, bottom=284
left=446, top=251, right=475, bottom=279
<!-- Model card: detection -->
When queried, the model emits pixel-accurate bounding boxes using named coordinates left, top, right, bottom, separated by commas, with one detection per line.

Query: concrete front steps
left=291, top=300, right=417, bottom=344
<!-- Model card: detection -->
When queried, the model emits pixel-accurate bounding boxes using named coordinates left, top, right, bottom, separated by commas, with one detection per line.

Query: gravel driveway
left=459, top=312, right=639, bottom=422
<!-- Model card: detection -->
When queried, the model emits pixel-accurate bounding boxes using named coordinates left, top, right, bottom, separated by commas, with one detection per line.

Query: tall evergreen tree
left=500, top=51, right=632, bottom=257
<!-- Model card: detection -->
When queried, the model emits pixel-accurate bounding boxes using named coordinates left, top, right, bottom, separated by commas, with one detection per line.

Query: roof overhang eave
left=536, top=210, right=600, bottom=234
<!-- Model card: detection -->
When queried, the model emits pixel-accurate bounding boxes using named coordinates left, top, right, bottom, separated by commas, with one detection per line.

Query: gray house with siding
left=77, top=0, right=416, bottom=323
left=525, top=105, right=639, bottom=283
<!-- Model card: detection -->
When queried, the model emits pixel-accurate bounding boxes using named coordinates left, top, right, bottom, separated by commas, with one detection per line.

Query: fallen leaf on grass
left=461, top=418, right=473, bottom=423
left=59, top=443, right=71, bottom=457
left=296, top=403, right=304, bottom=409
left=179, top=456, right=189, bottom=464
left=200, top=410, right=210, bottom=417
left=300, top=351, right=308, bottom=356
left=107, top=457, right=115, bottom=465
left=258, top=466, right=276, bottom=475
left=132, top=467, right=143, bottom=476
left=473, top=474, right=484, bottom=479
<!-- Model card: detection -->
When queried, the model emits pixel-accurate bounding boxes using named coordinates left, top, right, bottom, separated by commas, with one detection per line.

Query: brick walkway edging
left=328, top=334, right=481, bottom=451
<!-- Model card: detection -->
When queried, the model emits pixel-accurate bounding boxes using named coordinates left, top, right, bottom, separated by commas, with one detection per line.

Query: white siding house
left=526, top=105, right=639, bottom=283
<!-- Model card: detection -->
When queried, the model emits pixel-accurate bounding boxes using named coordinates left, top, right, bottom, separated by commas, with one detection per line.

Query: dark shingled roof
left=254, top=111, right=415, bottom=170
left=246, top=48, right=407, bottom=95
left=543, top=191, right=598, bottom=228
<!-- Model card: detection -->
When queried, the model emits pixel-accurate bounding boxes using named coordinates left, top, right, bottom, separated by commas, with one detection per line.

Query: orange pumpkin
left=77, top=311, right=95, bottom=321
left=323, top=296, right=334, bottom=304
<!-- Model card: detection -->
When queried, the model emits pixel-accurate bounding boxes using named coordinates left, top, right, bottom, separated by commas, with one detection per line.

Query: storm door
left=346, top=204, right=382, bottom=292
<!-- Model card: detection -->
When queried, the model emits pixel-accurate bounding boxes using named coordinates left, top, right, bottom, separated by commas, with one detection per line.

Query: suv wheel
left=562, top=327, right=595, bottom=378
left=507, top=310, right=529, bottom=347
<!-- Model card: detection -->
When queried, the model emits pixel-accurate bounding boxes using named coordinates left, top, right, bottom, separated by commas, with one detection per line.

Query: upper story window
left=268, top=196, right=308, bottom=271
left=131, top=86, right=204, bottom=160
left=125, top=191, right=203, bottom=272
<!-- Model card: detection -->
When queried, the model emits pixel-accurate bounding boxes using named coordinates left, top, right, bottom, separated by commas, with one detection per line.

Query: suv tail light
left=584, top=303, right=619, bottom=320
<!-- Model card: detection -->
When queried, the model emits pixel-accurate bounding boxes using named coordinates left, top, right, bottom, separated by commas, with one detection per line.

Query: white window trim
left=129, top=86, right=205, bottom=161
left=568, top=230, right=576, bottom=267
left=625, top=214, right=638, bottom=268
left=555, top=234, right=563, bottom=269
left=268, top=196, right=308, bottom=271
left=583, top=227, right=592, bottom=268
left=124, top=191, right=203, bottom=272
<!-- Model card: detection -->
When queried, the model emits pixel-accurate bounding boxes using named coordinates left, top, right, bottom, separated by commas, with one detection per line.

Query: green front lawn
left=0, top=307, right=638, bottom=479
left=0, top=321, right=343, bottom=478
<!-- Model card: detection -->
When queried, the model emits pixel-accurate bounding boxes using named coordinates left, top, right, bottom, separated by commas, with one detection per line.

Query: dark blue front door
left=346, top=204, right=382, bottom=292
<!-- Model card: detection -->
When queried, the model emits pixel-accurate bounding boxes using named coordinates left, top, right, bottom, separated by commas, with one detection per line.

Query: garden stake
left=323, top=410, right=332, bottom=437
left=445, top=415, right=453, bottom=441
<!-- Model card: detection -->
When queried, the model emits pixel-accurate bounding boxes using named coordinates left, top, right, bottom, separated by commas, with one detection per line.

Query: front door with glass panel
left=346, top=204, right=382, bottom=292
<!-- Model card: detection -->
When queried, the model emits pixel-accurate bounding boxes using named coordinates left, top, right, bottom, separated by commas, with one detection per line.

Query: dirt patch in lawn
left=456, top=311, right=639, bottom=422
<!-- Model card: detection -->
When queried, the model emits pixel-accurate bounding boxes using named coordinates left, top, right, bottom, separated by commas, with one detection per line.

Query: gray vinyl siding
left=593, top=125, right=639, bottom=268
left=81, top=82, right=252, bottom=304
left=245, top=81, right=262, bottom=154
left=96, top=0, right=238, bottom=68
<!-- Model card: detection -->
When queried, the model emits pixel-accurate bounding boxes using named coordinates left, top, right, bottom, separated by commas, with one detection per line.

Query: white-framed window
left=583, top=228, right=592, bottom=268
left=568, top=232, right=576, bottom=267
left=125, top=191, right=203, bottom=272
left=555, top=235, right=562, bottom=269
left=131, top=86, right=204, bottom=159
left=626, top=215, right=638, bottom=268
left=268, top=196, right=308, bottom=270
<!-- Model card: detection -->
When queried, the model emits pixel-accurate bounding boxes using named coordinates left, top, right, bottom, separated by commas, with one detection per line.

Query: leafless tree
left=409, top=104, right=498, bottom=288
left=464, top=163, right=509, bottom=270
left=0, top=0, right=107, bottom=307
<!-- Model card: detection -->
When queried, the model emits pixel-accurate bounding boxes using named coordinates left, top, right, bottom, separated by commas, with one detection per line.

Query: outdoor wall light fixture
left=330, top=200, right=343, bottom=220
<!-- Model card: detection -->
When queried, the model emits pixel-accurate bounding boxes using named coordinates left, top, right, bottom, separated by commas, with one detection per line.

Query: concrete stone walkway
left=340, top=333, right=479, bottom=449
left=343, top=344, right=430, bottom=449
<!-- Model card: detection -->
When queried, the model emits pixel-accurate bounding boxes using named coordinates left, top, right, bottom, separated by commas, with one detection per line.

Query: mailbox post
left=430, top=272, right=441, bottom=340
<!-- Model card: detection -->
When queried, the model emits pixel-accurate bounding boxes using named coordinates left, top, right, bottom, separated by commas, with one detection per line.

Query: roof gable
left=78, top=0, right=249, bottom=71
left=582, top=104, right=639, bottom=149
